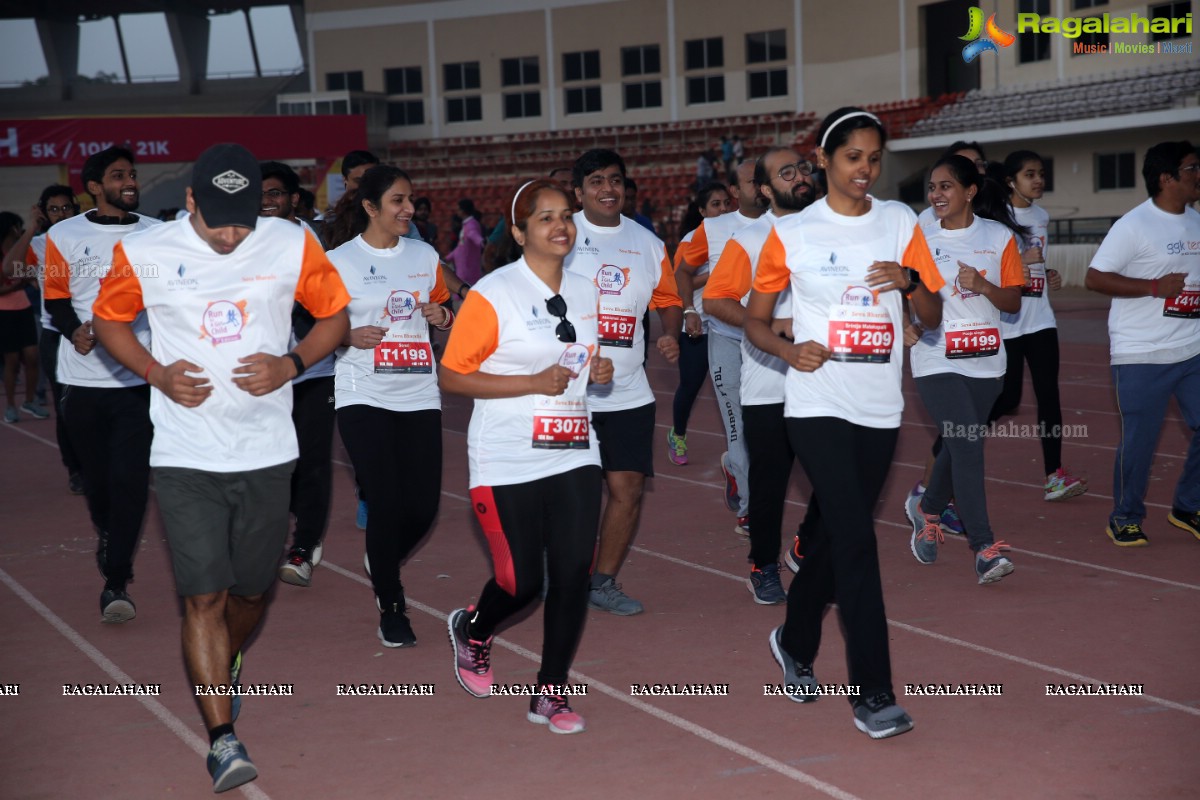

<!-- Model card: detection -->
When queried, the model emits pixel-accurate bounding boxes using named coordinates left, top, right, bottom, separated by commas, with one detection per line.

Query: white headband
left=511, top=180, right=536, bottom=223
left=818, top=112, right=882, bottom=152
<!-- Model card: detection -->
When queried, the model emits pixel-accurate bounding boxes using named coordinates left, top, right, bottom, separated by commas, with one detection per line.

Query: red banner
left=0, top=116, right=367, bottom=167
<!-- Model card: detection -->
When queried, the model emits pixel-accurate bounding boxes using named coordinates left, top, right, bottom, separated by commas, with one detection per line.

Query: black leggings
left=289, top=377, right=335, bottom=552
left=672, top=332, right=709, bottom=435
left=780, top=417, right=897, bottom=703
left=744, top=402, right=798, bottom=567
left=337, top=405, right=442, bottom=607
left=39, top=329, right=82, bottom=477
left=61, top=384, right=152, bottom=585
left=988, top=327, right=1062, bottom=475
left=467, top=465, right=602, bottom=688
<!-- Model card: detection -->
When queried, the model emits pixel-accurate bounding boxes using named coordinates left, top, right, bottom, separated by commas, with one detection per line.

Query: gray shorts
left=154, top=461, right=296, bottom=597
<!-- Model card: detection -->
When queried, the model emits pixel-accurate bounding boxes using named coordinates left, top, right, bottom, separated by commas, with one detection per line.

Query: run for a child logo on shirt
left=596, top=265, right=631, bottom=295
left=559, top=343, right=593, bottom=376
left=384, top=289, right=418, bottom=321
left=952, top=270, right=989, bottom=300
left=201, top=299, right=248, bottom=345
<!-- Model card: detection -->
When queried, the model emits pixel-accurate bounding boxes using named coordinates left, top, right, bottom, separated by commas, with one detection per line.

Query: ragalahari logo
left=960, top=8, right=1016, bottom=62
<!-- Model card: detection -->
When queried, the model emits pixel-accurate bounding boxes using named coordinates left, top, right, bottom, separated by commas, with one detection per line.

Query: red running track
left=1, top=289, right=1196, bottom=799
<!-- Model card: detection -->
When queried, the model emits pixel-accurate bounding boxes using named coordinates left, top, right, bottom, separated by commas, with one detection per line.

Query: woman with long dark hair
left=327, top=165, right=452, bottom=647
left=905, top=155, right=1026, bottom=583
left=988, top=150, right=1087, bottom=502
left=441, top=179, right=612, bottom=733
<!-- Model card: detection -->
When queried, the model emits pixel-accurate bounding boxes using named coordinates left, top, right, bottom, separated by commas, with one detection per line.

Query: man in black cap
left=94, top=143, right=350, bottom=793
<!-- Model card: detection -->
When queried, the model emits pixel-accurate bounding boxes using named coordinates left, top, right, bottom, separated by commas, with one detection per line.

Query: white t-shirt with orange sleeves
left=440, top=258, right=602, bottom=489
left=329, top=234, right=449, bottom=413
left=563, top=212, right=682, bottom=413
left=910, top=216, right=1025, bottom=380
left=1090, top=199, right=1200, bottom=365
left=93, top=217, right=350, bottom=472
left=679, top=210, right=760, bottom=341
left=753, top=197, right=944, bottom=429
left=999, top=203, right=1056, bottom=338
left=673, top=229, right=709, bottom=334
left=704, top=211, right=793, bottom=406
left=26, top=235, right=54, bottom=330
left=43, top=212, right=160, bottom=388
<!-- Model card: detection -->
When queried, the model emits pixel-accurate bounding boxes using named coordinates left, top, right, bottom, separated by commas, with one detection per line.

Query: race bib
left=598, top=313, right=636, bottom=347
left=827, top=305, right=893, bottom=364
left=374, top=335, right=433, bottom=373
left=531, top=343, right=593, bottom=449
left=1163, top=282, right=1200, bottom=319
left=1022, top=263, right=1045, bottom=298
left=944, top=318, right=1001, bottom=359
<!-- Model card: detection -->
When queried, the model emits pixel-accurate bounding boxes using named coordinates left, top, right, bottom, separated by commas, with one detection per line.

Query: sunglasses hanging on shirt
left=545, top=294, right=576, bottom=343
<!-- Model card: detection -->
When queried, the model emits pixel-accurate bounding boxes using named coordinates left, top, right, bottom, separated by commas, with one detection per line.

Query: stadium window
left=623, top=80, right=663, bottom=110
left=563, top=50, right=600, bottom=82
left=443, top=62, right=481, bottom=92
left=446, top=95, right=482, bottom=123
left=746, top=29, right=786, bottom=64
left=1041, top=157, right=1055, bottom=192
left=621, top=45, right=661, bottom=77
left=1017, top=0, right=1051, bottom=63
left=501, top=56, right=539, bottom=88
left=565, top=86, right=601, bottom=115
left=1151, top=1, right=1192, bottom=40
left=748, top=68, right=787, bottom=99
left=1071, top=16, right=1109, bottom=55
left=1095, top=152, right=1135, bottom=190
left=503, top=91, right=541, bottom=119
left=1071, top=0, right=1106, bottom=7
left=387, top=100, right=424, bottom=127
left=384, top=66, right=421, bottom=96
left=686, top=75, right=725, bottom=105
left=325, top=71, right=363, bottom=91
left=685, top=37, right=723, bottom=71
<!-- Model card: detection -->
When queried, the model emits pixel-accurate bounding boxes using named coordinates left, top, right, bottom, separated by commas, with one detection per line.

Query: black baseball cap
left=191, top=143, right=261, bottom=229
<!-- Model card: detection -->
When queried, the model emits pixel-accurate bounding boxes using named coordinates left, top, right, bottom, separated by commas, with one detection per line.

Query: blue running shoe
left=356, top=499, right=368, bottom=531
left=940, top=503, right=965, bottom=537
left=207, top=733, right=257, bottom=793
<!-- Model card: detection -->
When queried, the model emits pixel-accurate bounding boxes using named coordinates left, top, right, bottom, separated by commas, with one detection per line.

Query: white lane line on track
left=621, top=548, right=1200, bottom=718
left=318, top=561, right=864, bottom=800
left=0, top=567, right=274, bottom=800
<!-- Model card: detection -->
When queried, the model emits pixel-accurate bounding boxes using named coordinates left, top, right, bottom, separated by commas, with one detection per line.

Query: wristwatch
left=901, top=267, right=922, bottom=296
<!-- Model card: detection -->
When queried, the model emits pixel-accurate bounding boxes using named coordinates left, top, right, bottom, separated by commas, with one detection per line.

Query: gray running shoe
left=906, top=492, right=943, bottom=565
left=852, top=692, right=914, bottom=739
left=588, top=577, right=643, bottom=616
left=768, top=625, right=819, bottom=703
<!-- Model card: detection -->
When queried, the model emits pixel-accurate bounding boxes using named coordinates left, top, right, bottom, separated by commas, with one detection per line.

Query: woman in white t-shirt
left=906, top=155, right=1026, bottom=584
left=668, top=181, right=731, bottom=465
left=746, top=107, right=944, bottom=740
left=988, top=150, right=1087, bottom=503
left=441, top=180, right=613, bottom=734
left=328, top=165, right=453, bottom=649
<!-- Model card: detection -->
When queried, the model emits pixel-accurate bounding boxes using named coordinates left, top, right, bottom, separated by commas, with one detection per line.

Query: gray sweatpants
left=915, top=372, right=1002, bottom=552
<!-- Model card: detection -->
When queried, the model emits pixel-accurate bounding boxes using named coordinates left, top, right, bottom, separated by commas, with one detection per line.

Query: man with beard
left=259, top=161, right=337, bottom=586
left=675, top=160, right=767, bottom=538
left=43, top=146, right=159, bottom=622
left=703, top=146, right=819, bottom=603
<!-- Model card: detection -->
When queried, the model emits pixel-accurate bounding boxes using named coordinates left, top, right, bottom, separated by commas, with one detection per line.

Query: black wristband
left=284, top=351, right=306, bottom=377
left=901, top=267, right=921, bottom=296
left=457, top=283, right=471, bottom=300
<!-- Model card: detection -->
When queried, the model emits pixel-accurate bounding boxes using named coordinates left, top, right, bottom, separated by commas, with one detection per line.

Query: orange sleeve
left=903, top=225, right=945, bottom=293
left=751, top=228, right=789, bottom=293
left=678, top=222, right=709, bottom=268
left=649, top=252, right=683, bottom=310
left=430, top=257, right=451, bottom=304
left=25, top=245, right=38, bottom=267
left=672, top=240, right=688, bottom=270
left=295, top=230, right=351, bottom=318
left=440, top=290, right=500, bottom=374
left=43, top=236, right=71, bottom=300
left=998, top=235, right=1024, bottom=288
left=703, top=240, right=752, bottom=301
left=93, top=242, right=145, bottom=322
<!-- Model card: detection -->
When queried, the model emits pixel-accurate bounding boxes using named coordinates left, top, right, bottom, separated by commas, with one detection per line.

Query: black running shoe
left=100, top=586, right=135, bottom=623
left=1167, top=507, right=1200, bottom=542
left=379, top=602, right=416, bottom=648
left=1107, top=521, right=1149, bottom=547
